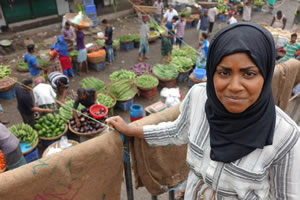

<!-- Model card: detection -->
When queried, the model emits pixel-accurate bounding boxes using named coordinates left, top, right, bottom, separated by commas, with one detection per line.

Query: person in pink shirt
left=175, top=14, right=186, bottom=48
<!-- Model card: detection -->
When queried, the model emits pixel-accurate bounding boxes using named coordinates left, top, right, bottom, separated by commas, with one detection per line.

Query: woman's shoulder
left=188, top=82, right=207, bottom=98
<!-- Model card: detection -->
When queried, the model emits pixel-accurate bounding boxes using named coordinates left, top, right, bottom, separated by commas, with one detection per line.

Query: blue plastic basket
left=85, top=4, right=96, bottom=14
left=83, top=0, right=94, bottom=5
left=120, top=42, right=134, bottom=51
left=194, top=68, right=206, bottom=79
left=116, top=98, right=134, bottom=111
left=0, top=86, right=16, bottom=99
left=24, top=147, right=40, bottom=163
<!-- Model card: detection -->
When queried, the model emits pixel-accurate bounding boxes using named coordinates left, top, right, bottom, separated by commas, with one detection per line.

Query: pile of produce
left=130, top=63, right=152, bottom=76
left=37, top=58, right=49, bottom=68
left=87, top=49, right=106, bottom=58
left=113, top=39, right=120, bottom=48
left=70, top=50, right=78, bottom=57
left=96, top=39, right=105, bottom=47
left=136, top=74, right=158, bottom=89
left=70, top=108, right=104, bottom=134
left=152, top=64, right=178, bottom=80
left=170, top=56, right=193, bottom=72
left=132, top=34, right=140, bottom=42
left=120, top=35, right=134, bottom=43
left=172, top=49, right=187, bottom=57
left=0, top=152, right=5, bottom=171
left=16, top=60, right=28, bottom=71
left=254, top=0, right=264, bottom=6
left=149, top=18, right=165, bottom=35
left=59, top=100, right=84, bottom=121
left=149, top=31, right=159, bottom=38
left=97, top=93, right=116, bottom=108
left=178, top=10, right=191, bottom=18
left=109, top=79, right=138, bottom=101
left=0, top=65, right=11, bottom=79
left=34, top=113, right=66, bottom=138
left=9, top=123, right=38, bottom=147
left=217, top=0, right=229, bottom=13
left=0, top=77, right=16, bottom=91
left=87, top=44, right=102, bottom=53
left=80, top=77, right=106, bottom=92
left=109, top=69, right=136, bottom=81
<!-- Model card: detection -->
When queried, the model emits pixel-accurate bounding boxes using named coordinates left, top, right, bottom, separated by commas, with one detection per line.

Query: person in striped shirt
left=279, top=33, right=300, bottom=63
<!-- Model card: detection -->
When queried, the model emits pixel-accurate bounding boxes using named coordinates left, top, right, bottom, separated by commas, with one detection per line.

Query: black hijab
left=205, top=23, right=276, bottom=163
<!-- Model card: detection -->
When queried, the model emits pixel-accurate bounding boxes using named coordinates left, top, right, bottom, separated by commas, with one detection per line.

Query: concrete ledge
left=97, top=9, right=135, bottom=21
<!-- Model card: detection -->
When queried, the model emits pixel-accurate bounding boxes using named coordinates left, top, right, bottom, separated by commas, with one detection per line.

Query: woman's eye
left=244, top=71, right=257, bottom=77
left=218, top=70, right=230, bottom=76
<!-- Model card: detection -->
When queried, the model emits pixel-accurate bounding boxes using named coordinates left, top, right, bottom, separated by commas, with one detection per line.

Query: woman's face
left=213, top=52, right=264, bottom=113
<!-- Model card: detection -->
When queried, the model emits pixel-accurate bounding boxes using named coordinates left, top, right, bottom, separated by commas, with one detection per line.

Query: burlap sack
left=0, top=132, right=123, bottom=200
left=272, top=58, right=300, bottom=111
left=130, top=104, right=189, bottom=195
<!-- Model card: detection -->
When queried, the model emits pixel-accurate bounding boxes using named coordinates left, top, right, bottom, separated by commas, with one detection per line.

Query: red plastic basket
left=89, top=104, right=108, bottom=119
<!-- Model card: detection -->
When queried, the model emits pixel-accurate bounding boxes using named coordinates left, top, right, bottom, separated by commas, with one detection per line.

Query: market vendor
left=61, top=21, right=74, bottom=49
left=161, top=31, right=173, bottom=63
left=24, top=44, right=42, bottom=78
left=138, top=14, right=150, bottom=62
left=33, top=77, right=57, bottom=114
left=16, top=79, right=53, bottom=127
left=48, top=71, right=69, bottom=104
left=162, top=5, right=178, bottom=24
left=278, top=33, right=300, bottom=63
left=72, top=88, right=97, bottom=128
left=271, top=10, right=287, bottom=30
left=107, top=23, right=300, bottom=199
left=0, top=123, right=27, bottom=170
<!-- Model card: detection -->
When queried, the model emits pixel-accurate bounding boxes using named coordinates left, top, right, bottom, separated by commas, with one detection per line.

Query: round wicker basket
left=87, top=55, right=106, bottom=64
left=0, top=77, right=17, bottom=92
left=39, top=124, right=68, bottom=141
left=136, top=76, right=159, bottom=91
left=16, top=66, right=29, bottom=72
left=69, top=123, right=106, bottom=137
left=42, top=140, right=79, bottom=158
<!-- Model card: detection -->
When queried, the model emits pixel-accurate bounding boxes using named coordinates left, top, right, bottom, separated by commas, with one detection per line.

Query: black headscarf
left=205, top=23, right=276, bottom=163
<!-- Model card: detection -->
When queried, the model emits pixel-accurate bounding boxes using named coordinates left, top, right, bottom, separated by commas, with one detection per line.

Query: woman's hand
left=106, top=116, right=144, bottom=138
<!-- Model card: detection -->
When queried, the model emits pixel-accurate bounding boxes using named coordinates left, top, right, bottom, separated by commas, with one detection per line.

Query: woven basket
left=136, top=77, right=159, bottom=91
left=97, top=92, right=117, bottom=109
left=42, top=140, right=79, bottom=158
left=39, top=124, right=68, bottom=141
left=0, top=77, right=17, bottom=92
left=88, top=55, right=106, bottom=64
left=154, top=73, right=178, bottom=82
left=22, top=137, right=39, bottom=155
left=16, top=66, right=29, bottom=72
left=69, top=123, right=106, bottom=137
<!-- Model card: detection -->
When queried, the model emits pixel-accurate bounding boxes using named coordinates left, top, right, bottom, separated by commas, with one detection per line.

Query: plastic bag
left=160, top=88, right=181, bottom=107
left=276, top=36, right=289, bottom=48
left=71, top=11, right=84, bottom=25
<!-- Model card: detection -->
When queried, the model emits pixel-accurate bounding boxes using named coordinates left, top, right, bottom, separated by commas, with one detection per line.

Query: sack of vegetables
left=16, top=60, right=29, bottom=72
left=9, top=123, right=39, bottom=154
left=136, top=74, right=159, bottom=90
left=69, top=108, right=105, bottom=136
left=34, top=113, right=67, bottom=140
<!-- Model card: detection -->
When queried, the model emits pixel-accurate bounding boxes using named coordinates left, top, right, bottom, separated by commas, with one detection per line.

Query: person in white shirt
left=153, top=0, right=164, bottom=24
left=162, top=5, right=178, bottom=24
left=228, top=12, right=238, bottom=25
left=207, top=7, right=218, bottom=35
left=33, top=77, right=57, bottom=114
left=242, top=0, right=252, bottom=22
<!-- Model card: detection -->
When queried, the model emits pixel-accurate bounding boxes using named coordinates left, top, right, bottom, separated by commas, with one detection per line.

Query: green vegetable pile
left=113, top=39, right=120, bottom=48
left=0, top=65, right=11, bottom=79
left=59, top=100, right=84, bottom=121
left=16, top=60, right=28, bottom=70
left=152, top=64, right=178, bottom=80
left=70, top=50, right=78, bottom=57
left=132, top=34, right=140, bottom=42
left=254, top=0, right=264, bottom=6
left=80, top=77, right=106, bottom=92
left=149, top=18, right=166, bottom=35
left=172, top=49, right=187, bottom=57
left=97, top=93, right=116, bottom=108
left=120, top=35, right=134, bottom=42
left=109, top=79, right=138, bottom=101
left=9, top=123, right=38, bottom=148
left=37, top=58, right=49, bottom=69
left=136, top=74, right=158, bottom=89
left=34, top=113, right=65, bottom=138
left=170, top=56, right=193, bottom=72
left=217, top=0, right=230, bottom=13
left=109, top=69, right=136, bottom=81
left=178, top=10, right=191, bottom=18
left=96, top=39, right=105, bottom=47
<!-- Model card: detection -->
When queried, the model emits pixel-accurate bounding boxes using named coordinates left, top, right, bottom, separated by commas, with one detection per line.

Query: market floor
left=0, top=1, right=298, bottom=199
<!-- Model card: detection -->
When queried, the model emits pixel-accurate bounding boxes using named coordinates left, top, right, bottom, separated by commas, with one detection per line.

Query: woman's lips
left=224, top=96, right=247, bottom=104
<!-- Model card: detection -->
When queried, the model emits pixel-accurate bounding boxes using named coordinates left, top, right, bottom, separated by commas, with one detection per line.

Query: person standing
left=271, top=10, right=287, bottom=30
left=242, top=0, right=252, bottom=22
left=162, top=5, right=178, bottom=24
left=24, top=44, right=42, bottom=78
left=153, top=0, right=164, bottom=24
left=75, top=25, right=88, bottom=76
left=267, top=0, right=276, bottom=12
left=0, top=123, right=27, bottom=170
left=138, top=15, right=150, bottom=62
left=175, top=14, right=186, bottom=48
left=228, top=12, right=238, bottom=24
left=99, top=19, right=114, bottom=65
left=207, top=7, right=218, bottom=35
left=196, top=32, right=209, bottom=68
left=165, top=15, right=179, bottom=47
left=61, top=21, right=74, bottom=50
left=279, top=33, right=300, bottom=63
left=48, top=71, right=69, bottom=104
left=198, top=9, right=209, bottom=42
left=72, top=88, right=97, bottom=128
left=52, top=36, right=74, bottom=78
left=16, top=79, right=52, bottom=127
left=161, top=31, right=173, bottom=63
left=48, top=47, right=62, bottom=74
left=33, top=77, right=57, bottom=114
left=292, top=6, right=300, bottom=33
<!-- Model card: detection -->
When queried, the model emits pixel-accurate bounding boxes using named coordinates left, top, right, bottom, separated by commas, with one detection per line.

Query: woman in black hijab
left=107, top=23, right=300, bottom=199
